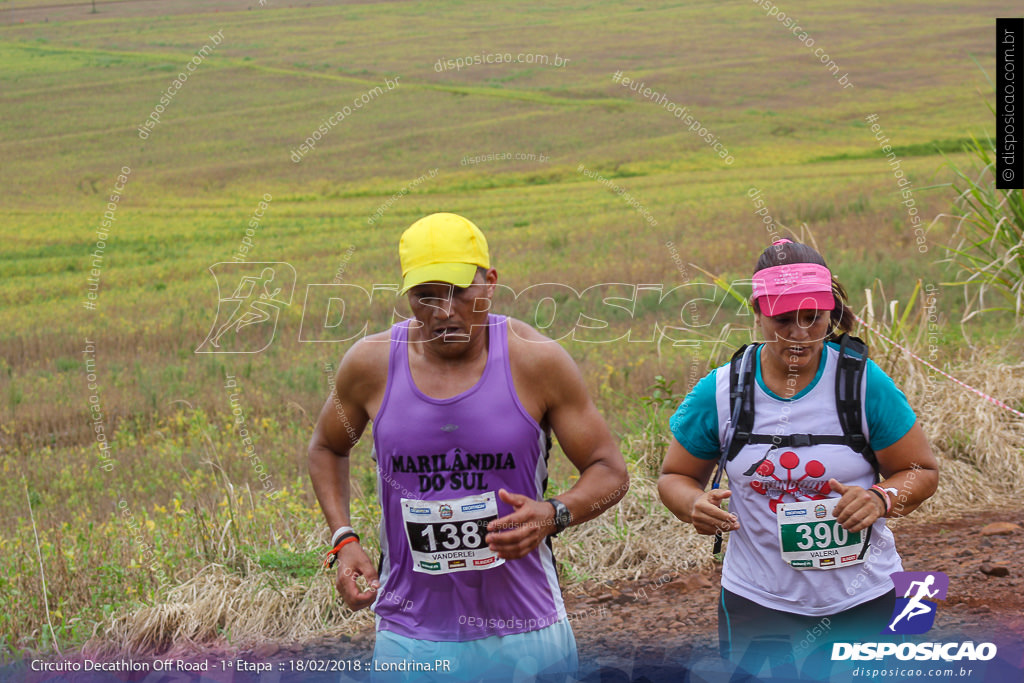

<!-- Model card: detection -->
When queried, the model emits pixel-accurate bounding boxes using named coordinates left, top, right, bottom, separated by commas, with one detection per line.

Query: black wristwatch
left=546, top=498, right=572, bottom=536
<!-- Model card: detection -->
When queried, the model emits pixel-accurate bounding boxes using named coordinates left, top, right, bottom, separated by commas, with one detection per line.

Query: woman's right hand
left=691, top=489, right=741, bottom=536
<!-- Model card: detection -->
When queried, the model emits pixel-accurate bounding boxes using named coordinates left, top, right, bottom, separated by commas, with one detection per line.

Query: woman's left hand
left=829, top=479, right=886, bottom=533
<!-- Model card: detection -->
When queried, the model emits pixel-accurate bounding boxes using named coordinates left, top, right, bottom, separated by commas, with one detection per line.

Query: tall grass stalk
left=940, top=133, right=1024, bottom=321
left=24, top=477, right=61, bottom=656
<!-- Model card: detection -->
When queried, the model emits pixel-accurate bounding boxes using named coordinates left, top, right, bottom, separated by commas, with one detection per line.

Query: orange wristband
left=323, top=534, right=360, bottom=569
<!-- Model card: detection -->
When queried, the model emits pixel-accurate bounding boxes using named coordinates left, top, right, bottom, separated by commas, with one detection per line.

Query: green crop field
left=2, top=0, right=1022, bottom=663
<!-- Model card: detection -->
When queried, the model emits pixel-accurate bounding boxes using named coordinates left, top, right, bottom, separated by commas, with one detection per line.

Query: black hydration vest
left=722, top=334, right=879, bottom=480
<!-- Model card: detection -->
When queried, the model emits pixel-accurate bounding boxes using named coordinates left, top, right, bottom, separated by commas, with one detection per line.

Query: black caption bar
left=997, top=18, right=1023, bottom=189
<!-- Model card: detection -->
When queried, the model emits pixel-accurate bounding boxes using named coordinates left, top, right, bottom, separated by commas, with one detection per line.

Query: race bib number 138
left=777, top=497, right=867, bottom=570
left=401, top=492, right=505, bottom=574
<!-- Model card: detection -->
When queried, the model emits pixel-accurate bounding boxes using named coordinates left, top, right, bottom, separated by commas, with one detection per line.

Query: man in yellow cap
left=308, top=212, right=628, bottom=681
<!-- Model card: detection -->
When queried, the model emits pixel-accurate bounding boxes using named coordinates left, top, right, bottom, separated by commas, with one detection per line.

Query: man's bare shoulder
left=504, top=317, right=592, bottom=422
left=506, top=317, right=576, bottom=373
left=506, top=316, right=557, bottom=345
left=337, top=330, right=391, bottom=386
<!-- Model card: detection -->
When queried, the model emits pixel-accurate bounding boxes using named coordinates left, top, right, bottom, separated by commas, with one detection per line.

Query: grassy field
left=2, top=0, right=1022, bottom=660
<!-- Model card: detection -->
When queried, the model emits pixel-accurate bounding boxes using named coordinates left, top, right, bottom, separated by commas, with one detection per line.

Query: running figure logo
left=196, top=262, right=296, bottom=354
left=884, top=571, right=949, bottom=634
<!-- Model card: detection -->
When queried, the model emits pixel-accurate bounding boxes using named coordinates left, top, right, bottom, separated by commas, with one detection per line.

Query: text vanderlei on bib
left=401, top=491, right=505, bottom=574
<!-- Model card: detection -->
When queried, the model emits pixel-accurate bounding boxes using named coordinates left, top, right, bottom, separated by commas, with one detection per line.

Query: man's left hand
left=485, top=488, right=557, bottom=559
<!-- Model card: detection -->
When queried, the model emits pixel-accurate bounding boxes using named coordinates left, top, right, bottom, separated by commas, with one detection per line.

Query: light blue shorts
left=371, top=618, right=578, bottom=682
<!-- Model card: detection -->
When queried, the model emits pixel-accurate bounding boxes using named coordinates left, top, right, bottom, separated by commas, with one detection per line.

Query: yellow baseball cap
left=399, top=213, right=490, bottom=294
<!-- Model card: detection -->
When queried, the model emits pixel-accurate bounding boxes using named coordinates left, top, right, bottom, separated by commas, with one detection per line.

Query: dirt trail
left=24, top=507, right=1012, bottom=682
left=559, top=505, right=1024, bottom=679
left=283, top=505, right=1024, bottom=680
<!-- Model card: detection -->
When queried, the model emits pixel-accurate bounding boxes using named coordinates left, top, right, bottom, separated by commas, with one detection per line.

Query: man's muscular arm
left=486, top=320, right=629, bottom=559
left=307, top=334, right=386, bottom=610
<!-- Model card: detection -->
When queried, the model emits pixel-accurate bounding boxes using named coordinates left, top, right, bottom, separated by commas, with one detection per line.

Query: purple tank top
left=370, top=314, right=566, bottom=640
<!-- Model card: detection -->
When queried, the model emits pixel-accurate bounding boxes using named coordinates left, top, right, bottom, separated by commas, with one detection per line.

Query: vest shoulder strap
left=722, top=335, right=879, bottom=478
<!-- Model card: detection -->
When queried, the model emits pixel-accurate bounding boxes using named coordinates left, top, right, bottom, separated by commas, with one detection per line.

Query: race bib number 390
left=401, top=492, right=505, bottom=575
left=777, top=498, right=867, bottom=570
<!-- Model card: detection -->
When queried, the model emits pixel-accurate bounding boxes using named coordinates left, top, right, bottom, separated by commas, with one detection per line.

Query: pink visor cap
left=752, top=263, right=835, bottom=316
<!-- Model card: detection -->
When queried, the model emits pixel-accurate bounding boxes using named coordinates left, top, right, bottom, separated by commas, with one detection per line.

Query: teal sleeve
left=864, top=359, right=917, bottom=450
left=668, top=369, right=721, bottom=460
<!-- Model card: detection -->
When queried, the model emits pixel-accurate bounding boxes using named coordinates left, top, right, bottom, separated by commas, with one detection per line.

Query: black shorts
left=718, top=587, right=896, bottom=679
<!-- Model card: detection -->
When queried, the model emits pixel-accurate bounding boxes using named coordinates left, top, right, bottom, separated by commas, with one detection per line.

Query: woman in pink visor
left=659, top=239, right=939, bottom=680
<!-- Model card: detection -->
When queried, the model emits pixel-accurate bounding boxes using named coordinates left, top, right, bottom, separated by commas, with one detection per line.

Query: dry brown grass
left=887, top=350, right=1024, bottom=518
left=858, top=287, right=1024, bottom=516
left=85, top=564, right=371, bottom=658
left=556, top=459, right=715, bottom=584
